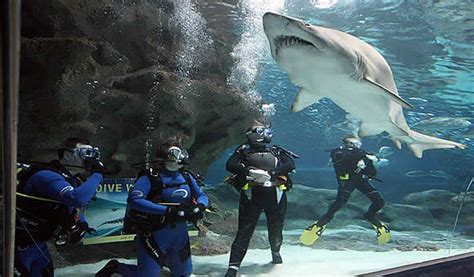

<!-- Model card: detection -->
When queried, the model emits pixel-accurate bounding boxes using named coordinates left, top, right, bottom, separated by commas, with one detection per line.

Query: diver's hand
left=192, top=203, right=206, bottom=213
left=84, top=158, right=107, bottom=175
left=191, top=203, right=206, bottom=220
left=166, top=206, right=185, bottom=217
left=365, top=154, right=379, bottom=162
left=177, top=203, right=206, bottom=220
left=355, top=159, right=366, bottom=173
left=248, top=169, right=271, bottom=183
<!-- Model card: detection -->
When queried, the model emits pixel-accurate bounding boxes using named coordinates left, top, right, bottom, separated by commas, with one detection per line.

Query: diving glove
left=166, top=206, right=185, bottom=218
left=84, top=158, right=107, bottom=175
left=354, top=159, right=366, bottom=173
left=191, top=203, right=206, bottom=220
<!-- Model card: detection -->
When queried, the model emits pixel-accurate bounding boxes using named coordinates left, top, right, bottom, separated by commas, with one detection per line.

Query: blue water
left=204, top=0, right=473, bottom=202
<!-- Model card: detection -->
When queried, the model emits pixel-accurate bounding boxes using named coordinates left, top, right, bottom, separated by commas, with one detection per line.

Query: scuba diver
left=96, top=138, right=208, bottom=277
left=15, top=138, right=107, bottom=276
left=300, top=135, right=391, bottom=246
left=224, top=125, right=297, bottom=277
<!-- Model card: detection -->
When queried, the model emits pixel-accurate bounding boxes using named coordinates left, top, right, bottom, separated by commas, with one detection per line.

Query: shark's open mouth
left=274, top=35, right=314, bottom=51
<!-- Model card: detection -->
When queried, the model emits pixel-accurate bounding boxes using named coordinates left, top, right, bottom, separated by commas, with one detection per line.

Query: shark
left=262, top=12, right=465, bottom=158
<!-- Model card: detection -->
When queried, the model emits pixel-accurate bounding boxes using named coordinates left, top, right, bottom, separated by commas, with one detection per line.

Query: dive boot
left=299, top=222, right=326, bottom=246
left=271, top=252, right=283, bottom=264
left=374, top=224, right=391, bottom=244
left=95, top=259, right=119, bottom=277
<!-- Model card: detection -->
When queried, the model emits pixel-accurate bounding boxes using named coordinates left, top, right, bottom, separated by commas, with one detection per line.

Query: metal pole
left=3, top=0, right=21, bottom=276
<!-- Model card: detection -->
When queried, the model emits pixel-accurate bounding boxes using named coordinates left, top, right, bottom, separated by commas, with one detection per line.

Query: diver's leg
left=136, top=235, right=162, bottom=276
left=226, top=192, right=262, bottom=276
left=166, top=241, right=192, bottom=277
left=357, top=180, right=385, bottom=227
left=177, top=240, right=192, bottom=277
left=167, top=224, right=192, bottom=277
left=18, top=242, right=53, bottom=277
left=357, top=179, right=391, bottom=243
left=264, top=192, right=287, bottom=264
left=317, top=180, right=355, bottom=227
left=15, top=244, right=34, bottom=276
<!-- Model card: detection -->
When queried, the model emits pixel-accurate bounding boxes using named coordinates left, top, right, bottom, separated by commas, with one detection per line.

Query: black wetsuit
left=317, top=146, right=385, bottom=228
left=226, top=143, right=295, bottom=269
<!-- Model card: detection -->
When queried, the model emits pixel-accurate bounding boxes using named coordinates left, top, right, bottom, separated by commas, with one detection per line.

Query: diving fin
left=299, top=222, right=325, bottom=246
left=374, top=224, right=391, bottom=244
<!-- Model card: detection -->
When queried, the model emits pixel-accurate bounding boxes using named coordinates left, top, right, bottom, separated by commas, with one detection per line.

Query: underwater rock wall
left=19, top=0, right=262, bottom=175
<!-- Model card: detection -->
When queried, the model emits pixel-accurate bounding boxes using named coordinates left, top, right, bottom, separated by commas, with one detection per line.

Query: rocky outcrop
left=19, top=0, right=263, bottom=175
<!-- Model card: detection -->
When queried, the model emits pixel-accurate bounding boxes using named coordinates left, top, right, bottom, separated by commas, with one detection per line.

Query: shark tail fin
left=407, top=129, right=466, bottom=158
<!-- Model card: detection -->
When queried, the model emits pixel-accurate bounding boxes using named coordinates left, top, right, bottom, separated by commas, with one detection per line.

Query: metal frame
left=3, top=0, right=21, bottom=276
left=359, top=251, right=474, bottom=276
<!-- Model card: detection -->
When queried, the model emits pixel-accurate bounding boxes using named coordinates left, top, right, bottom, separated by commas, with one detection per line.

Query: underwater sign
left=83, top=178, right=198, bottom=245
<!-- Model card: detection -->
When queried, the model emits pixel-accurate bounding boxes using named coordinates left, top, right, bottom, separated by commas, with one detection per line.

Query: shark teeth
left=274, top=35, right=314, bottom=50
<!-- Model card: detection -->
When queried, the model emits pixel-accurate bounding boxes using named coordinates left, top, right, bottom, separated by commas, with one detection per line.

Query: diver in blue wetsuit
left=15, top=138, right=107, bottom=276
left=96, top=139, right=209, bottom=277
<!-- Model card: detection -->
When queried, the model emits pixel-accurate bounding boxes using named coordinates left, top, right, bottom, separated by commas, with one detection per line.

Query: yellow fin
left=299, top=222, right=325, bottom=246
left=374, top=224, right=391, bottom=244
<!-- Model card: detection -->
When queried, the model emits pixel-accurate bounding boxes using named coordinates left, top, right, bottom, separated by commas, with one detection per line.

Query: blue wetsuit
left=15, top=170, right=103, bottom=276
left=117, top=170, right=208, bottom=277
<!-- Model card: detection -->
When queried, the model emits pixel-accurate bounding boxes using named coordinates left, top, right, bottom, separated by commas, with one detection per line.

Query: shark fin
left=388, top=120, right=465, bottom=157
left=407, top=130, right=466, bottom=158
left=358, top=122, right=375, bottom=137
left=291, top=87, right=321, bottom=112
left=364, top=76, right=414, bottom=110
left=392, top=139, right=402, bottom=149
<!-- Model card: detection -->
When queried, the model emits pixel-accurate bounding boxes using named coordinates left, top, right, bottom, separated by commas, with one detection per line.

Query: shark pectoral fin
left=408, top=144, right=425, bottom=158
left=358, top=122, right=371, bottom=137
left=392, top=139, right=402, bottom=149
left=363, top=76, right=414, bottom=110
left=291, top=87, right=321, bottom=112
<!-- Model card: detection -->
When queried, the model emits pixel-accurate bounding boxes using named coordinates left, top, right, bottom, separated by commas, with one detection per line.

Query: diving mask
left=246, top=126, right=273, bottom=143
left=75, top=146, right=101, bottom=160
left=254, top=127, right=273, bottom=138
left=168, top=146, right=189, bottom=163
left=343, top=138, right=362, bottom=149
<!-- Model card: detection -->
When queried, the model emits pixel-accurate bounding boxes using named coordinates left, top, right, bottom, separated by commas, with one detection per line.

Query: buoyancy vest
left=226, top=145, right=294, bottom=191
left=122, top=169, right=196, bottom=234
left=15, top=161, right=82, bottom=246
left=331, top=147, right=377, bottom=180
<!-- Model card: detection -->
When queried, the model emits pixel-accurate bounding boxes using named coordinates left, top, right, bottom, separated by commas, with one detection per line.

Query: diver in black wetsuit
left=224, top=125, right=297, bottom=277
left=301, top=135, right=390, bottom=245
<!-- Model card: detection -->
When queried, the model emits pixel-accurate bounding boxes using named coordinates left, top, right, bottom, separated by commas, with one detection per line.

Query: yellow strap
left=83, top=234, right=136, bottom=245
left=82, top=230, right=199, bottom=245
left=339, top=174, right=349, bottom=180
left=157, top=202, right=180, bottom=206
left=241, top=183, right=249, bottom=190
left=16, top=192, right=60, bottom=203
